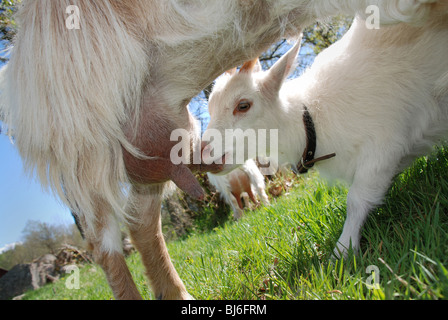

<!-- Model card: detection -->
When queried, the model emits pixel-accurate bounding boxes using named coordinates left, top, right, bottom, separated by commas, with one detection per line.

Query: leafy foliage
left=303, top=16, right=353, bottom=55
left=0, top=0, right=18, bottom=62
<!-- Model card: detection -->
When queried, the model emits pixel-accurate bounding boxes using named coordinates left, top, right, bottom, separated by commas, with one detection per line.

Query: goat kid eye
left=234, top=101, right=252, bottom=115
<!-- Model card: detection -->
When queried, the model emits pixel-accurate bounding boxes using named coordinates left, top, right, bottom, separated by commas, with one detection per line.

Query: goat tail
left=4, top=0, right=149, bottom=231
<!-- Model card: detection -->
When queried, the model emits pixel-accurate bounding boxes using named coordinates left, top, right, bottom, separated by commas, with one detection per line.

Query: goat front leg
left=333, top=186, right=372, bottom=258
left=229, top=192, right=244, bottom=220
left=127, top=183, right=192, bottom=300
left=333, top=165, right=396, bottom=258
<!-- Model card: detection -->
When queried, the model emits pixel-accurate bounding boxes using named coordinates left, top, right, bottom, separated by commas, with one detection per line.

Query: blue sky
left=0, top=133, right=74, bottom=251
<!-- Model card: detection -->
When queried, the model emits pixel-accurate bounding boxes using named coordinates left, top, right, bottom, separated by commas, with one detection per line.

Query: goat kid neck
left=275, top=95, right=333, bottom=172
left=273, top=98, right=306, bottom=167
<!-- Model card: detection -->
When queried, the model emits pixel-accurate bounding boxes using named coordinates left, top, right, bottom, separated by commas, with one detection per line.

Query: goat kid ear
left=253, top=59, right=262, bottom=73
left=240, top=58, right=261, bottom=73
left=261, top=37, right=302, bottom=96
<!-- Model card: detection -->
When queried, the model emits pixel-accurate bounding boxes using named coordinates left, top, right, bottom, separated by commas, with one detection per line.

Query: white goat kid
left=208, top=159, right=270, bottom=219
left=0, top=0, right=440, bottom=300
left=205, top=10, right=448, bottom=257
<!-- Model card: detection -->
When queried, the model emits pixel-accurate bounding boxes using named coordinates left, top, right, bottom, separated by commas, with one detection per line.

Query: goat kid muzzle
left=201, top=141, right=227, bottom=163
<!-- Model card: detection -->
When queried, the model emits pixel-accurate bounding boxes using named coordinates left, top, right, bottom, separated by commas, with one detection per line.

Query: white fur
left=100, top=214, right=125, bottom=255
left=208, top=159, right=270, bottom=219
left=205, top=9, right=448, bottom=257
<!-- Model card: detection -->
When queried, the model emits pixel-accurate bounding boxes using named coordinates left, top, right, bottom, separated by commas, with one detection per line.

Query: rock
left=0, top=264, right=33, bottom=300
left=0, top=247, right=92, bottom=300
left=0, top=268, right=7, bottom=280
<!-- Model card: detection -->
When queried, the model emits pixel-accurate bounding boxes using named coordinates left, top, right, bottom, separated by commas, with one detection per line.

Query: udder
left=122, top=98, right=222, bottom=200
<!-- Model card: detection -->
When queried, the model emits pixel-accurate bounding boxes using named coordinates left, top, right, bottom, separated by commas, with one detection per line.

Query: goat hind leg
left=128, top=183, right=192, bottom=300
left=83, top=197, right=142, bottom=300
left=95, top=250, right=142, bottom=300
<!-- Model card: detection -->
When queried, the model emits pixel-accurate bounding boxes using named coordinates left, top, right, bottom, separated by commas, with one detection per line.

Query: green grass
left=23, top=146, right=448, bottom=300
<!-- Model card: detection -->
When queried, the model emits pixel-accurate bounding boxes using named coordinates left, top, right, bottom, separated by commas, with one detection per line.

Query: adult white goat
left=208, top=159, right=270, bottom=219
left=204, top=8, right=448, bottom=257
left=0, top=0, right=440, bottom=300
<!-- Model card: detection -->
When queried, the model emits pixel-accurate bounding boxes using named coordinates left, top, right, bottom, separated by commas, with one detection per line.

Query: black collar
left=296, top=105, right=336, bottom=174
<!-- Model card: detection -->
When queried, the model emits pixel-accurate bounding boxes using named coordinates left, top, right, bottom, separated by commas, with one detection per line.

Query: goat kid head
left=203, top=38, right=303, bottom=174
